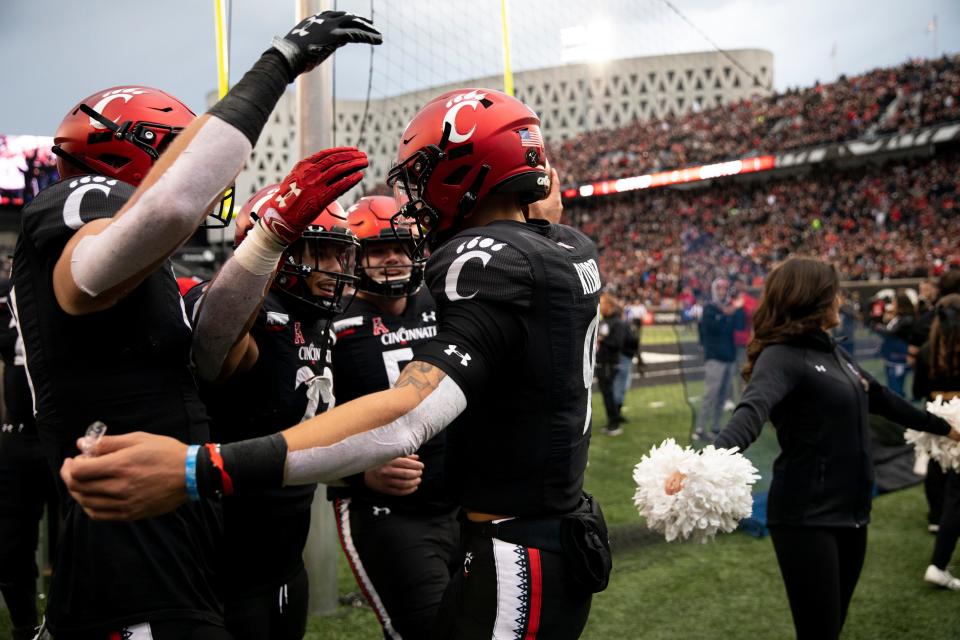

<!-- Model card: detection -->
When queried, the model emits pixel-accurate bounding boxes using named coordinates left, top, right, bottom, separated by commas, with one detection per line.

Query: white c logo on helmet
left=88, top=88, right=149, bottom=129
left=442, top=90, right=488, bottom=144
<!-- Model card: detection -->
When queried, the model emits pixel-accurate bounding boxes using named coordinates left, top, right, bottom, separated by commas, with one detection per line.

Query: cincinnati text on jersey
left=380, top=325, right=438, bottom=346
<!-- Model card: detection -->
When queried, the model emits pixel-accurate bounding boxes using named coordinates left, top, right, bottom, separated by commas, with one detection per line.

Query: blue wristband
left=185, top=445, right=201, bottom=501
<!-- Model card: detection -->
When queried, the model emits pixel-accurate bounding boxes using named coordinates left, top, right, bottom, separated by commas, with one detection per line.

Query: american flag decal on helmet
left=518, top=127, right=543, bottom=147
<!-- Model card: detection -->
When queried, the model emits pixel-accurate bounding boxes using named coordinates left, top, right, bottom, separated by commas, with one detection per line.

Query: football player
left=14, top=11, right=379, bottom=637
left=329, top=195, right=459, bottom=639
left=184, top=183, right=360, bottom=639
left=63, top=88, right=610, bottom=639
left=0, top=274, right=59, bottom=640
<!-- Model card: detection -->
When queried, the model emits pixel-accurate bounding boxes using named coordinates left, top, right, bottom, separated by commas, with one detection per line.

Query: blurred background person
left=833, top=291, right=859, bottom=360
left=0, top=274, right=59, bottom=640
left=695, top=277, right=745, bottom=442
left=731, top=274, right=758, bottom=402
left=912, top=293, right=960, bottom=591
left=912, top=270, right=960, bottom=533
left=597, top=291, right=629, bottom=436
left=873, top=291, right=916, bottom=397
left=613, top=298, right=641, bottom=425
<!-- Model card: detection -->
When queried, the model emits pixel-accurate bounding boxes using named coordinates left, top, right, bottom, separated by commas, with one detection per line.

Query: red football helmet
left=386, top=88, right=549, bottom=258
left=52, top=85, right=234, bottom=227
left=346, top=196, right=423, bottom=298
left=236, top=185, right=358, bottom=316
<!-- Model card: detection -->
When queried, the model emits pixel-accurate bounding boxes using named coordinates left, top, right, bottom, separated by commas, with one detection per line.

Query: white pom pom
left=906, top=396, right=960, bottom=473
left=632, top=438, right=760, bottom=543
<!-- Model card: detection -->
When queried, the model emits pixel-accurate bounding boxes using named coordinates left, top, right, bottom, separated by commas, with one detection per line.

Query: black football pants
left=333, top=497, right=460, bottom=639
left=0, top=427, right=59, bottom=633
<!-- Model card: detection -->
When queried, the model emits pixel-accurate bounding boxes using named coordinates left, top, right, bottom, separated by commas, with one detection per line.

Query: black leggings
left=926, top=459, right=947, bottom=525
left=597, top=363, right=621, bottom=427
left=769, top=525, right=868, bottom=640
left=932, top=470, right=960, bottom=570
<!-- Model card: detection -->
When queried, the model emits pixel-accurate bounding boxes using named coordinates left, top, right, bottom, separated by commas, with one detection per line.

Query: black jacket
left=597, top=314, right=628, bottom=366
left=716, top=330, right=950, bottom=527
left=699, top=302, right=745, bottom=362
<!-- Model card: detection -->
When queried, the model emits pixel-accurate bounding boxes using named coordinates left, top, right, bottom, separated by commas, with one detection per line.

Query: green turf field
left=4, top=347, right=955, bottom=639
left=302, top=375, right=958, bottom=639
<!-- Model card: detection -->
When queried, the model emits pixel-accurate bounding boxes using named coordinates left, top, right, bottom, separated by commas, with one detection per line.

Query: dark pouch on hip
left=560, top=492, right=612, bottom=593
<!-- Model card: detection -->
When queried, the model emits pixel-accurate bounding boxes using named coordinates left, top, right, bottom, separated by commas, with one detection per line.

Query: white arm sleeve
left=70, top=117, right=252, bottom=297
left=284, top=375, right=467, bottom=485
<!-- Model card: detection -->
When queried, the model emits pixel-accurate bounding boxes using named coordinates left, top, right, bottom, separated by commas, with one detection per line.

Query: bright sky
left=0, top=0, right=955, bottom=135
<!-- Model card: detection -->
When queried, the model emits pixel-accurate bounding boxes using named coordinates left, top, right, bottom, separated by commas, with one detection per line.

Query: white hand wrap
left=232, top=222, right=286, bottom=276
left=284, top=376, right=467, bottom=485
left=70, top=117, right=252, bottom=296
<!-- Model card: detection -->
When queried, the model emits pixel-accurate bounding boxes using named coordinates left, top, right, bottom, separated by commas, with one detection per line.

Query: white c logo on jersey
left=444, top=250, right=491, bottom=301
left=62, top=177, right=117, bottom=230
left=444, top=236, right=507, bottom=301
left=442, top=90, right=487, bottom=144
left=88, top=88, right=148, bottom=129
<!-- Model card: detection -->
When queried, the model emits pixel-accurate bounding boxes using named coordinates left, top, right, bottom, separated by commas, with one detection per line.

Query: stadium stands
left=555, top=55, right=960, bottom=306
left=550, top=54, right=960, bottom=182
left=571, top=150, right=960, bottom=306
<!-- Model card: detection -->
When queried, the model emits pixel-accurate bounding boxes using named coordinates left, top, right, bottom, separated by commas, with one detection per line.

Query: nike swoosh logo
left=402, top=134, right=417, bottom=145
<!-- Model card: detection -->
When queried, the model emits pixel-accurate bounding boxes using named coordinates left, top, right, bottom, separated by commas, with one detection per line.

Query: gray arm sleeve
left=69, top=117, right=252, bottom=297
left=284, top=375, right=467, bottom=485
left=191, top=257, right=273, bottom=382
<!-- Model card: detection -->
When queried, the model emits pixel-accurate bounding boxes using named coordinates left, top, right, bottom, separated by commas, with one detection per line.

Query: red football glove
left=259, top=147, right=367, bottom=245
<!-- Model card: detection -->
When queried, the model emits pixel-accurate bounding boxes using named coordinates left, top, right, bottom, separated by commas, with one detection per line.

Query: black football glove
left=271, top=11, right=382, bottom=76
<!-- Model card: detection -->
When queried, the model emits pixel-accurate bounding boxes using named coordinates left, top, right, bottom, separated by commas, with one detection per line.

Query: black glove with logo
left=272, top=11, right=382, bottom=76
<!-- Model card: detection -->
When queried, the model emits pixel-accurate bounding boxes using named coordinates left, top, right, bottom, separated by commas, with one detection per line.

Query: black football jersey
left=0, top=277, right=16, bottom=365
left=329, top=288, right=453, bottom=514
left=10, top=177, right=222, bottom=632
left=416, top=219, right=602, bottom=518
left=0, top=277, right=36, bottom=432
left=184, top=286, right=334, bottom=595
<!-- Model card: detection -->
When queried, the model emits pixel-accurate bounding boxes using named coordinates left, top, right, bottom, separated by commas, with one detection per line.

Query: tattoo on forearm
left=395, top=361, right=443, bottom=397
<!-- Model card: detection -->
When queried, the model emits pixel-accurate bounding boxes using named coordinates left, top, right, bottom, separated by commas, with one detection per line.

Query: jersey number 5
left=383, top=347, right=414, bottom=387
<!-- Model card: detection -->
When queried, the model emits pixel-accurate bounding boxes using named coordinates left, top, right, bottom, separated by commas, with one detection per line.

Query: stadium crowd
left=573, top=150, right=960, bottom=308
left=550, top=54, right=960, bottom=183
left=3, top=6, right=960, bottom=635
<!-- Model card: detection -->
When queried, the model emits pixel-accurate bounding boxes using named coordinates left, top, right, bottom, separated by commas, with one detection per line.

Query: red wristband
left=205, top=443, right=235, bottom=497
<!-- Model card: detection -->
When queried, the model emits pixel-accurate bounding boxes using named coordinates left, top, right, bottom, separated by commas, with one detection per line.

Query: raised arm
left=52, top=11, right=381, bottom=316
left=190, top=148, right=367, bottom=382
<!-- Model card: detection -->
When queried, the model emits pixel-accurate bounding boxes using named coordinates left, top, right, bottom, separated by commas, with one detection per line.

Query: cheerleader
left=670, top=258, right=959, bottom=639
left=912, top=293, right=960, bottom=591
